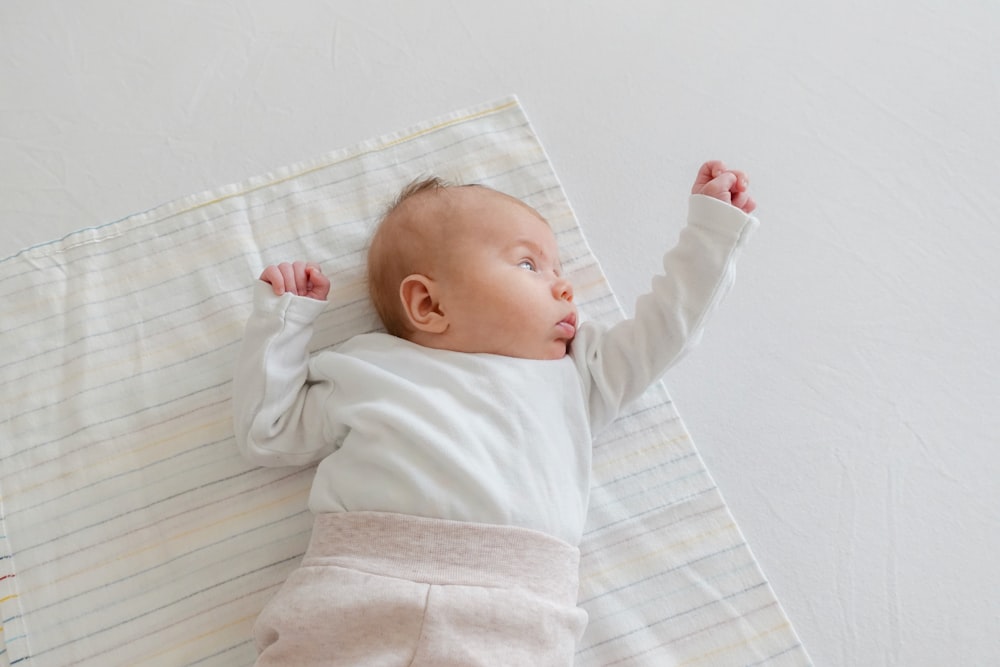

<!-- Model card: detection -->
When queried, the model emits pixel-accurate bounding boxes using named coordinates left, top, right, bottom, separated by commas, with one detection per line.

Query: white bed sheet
left=0, top=97, right=809, bottom=666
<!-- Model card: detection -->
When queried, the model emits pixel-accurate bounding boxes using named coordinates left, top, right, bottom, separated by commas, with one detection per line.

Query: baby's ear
left=399, top=274, right=448, bottom=334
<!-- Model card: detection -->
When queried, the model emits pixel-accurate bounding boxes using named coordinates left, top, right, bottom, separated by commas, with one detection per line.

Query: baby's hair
left=367, top=176, right=458, bottom=338
left=386, top=175, right=453, bottom=214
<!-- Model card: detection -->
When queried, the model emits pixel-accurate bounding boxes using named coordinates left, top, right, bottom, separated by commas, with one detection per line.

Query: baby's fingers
left=731, top=190, right=757, bottom=213
left=259, top=265, right=287, bottom=295
left=692, top=160, right=728, bottom=192
left=260, top=262, right=329, bottom=299
left=304, top=264, right=331, bottom=300
left=698, top=171, right=738, bottom=203
left=277, top=263, right=299, bottom=295
left=729, top=170, right=749, bottom=192
left=292, top=261, right=312, bottom=296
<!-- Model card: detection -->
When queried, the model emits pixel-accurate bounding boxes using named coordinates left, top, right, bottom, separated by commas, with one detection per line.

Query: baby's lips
left=557, top=313, right=577, bottom=338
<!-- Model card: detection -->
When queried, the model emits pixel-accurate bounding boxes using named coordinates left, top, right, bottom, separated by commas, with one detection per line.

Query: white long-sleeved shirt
left=233, top=195, right=757, bottom=545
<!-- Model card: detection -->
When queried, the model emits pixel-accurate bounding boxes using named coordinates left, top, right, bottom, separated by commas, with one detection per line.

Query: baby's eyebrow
left=508, top=237, right=563, bottom=273
left=507, top=237, right=541, bottom=254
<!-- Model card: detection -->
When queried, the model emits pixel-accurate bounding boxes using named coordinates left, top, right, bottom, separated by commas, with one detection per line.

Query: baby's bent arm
left=232, top=282, right=338, bottom=467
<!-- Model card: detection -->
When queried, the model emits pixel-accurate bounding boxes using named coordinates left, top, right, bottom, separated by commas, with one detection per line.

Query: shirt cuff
left=252, top=280, right=329, bottom=324
left=688, top=194, right=760, bottom=247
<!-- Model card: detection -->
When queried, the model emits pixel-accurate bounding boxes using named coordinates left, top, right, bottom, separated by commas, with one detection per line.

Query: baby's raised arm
left=574, top=161, right=759, bottom=430
left=260, top=261, right=331, bottom=301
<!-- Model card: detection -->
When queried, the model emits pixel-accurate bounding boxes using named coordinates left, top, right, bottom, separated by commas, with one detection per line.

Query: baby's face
left=432, top=188, right=577, bottom=360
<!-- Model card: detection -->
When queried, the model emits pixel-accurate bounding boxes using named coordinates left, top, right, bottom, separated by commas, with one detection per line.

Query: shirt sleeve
left=232, top=281, right=340, bottom=467
left=572, top=194, right=760, bottom=432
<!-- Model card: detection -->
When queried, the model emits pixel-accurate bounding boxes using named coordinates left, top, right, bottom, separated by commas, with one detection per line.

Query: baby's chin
left=420, top=335, right=570, bottom=360
left=517, top=341, right=571, bottom=361
left=471, top=344, right=569, bottom=361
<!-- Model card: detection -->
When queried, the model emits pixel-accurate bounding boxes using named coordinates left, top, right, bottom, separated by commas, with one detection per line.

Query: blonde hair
left=367, top=176, right=453, bottom=337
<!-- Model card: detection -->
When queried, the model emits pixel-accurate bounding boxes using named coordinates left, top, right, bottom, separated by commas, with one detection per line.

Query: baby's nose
left=554, top=278, right=574, bottom=302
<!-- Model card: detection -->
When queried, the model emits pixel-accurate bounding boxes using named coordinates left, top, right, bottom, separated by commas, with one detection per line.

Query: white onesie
left=232, top=194, right=757, bottom=546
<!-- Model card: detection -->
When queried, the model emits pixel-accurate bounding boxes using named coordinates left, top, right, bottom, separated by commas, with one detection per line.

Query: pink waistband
left=305, top=511, right=581, bottom=605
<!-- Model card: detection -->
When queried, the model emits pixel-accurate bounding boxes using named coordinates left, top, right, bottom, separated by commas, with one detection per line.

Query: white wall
left=2, top=1, right=998, bottom=664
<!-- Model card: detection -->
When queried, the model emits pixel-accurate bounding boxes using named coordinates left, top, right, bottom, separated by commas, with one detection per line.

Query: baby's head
left=367, top=178, right=577, bottom=360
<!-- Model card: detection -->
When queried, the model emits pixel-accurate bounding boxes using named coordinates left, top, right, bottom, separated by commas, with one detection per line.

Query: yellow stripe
left=677, top=622, right=792, bottom=666
left=581, top=522, right=736, bottom=584
left=134, top=612, right=257, bottom=664
left=26, top=487, right=308, bottom=592
left=129, top=99, right=520, bottom=233
left=5, top=415, right=231, bottom=499
left=592, top=434, right=690, bottom=474
left=0, top=594, right=18, bottom=604
left=5, top=319, right=244, bottom=408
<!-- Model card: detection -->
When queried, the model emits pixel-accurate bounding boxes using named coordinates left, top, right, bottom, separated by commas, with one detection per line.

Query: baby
left=233, top=161, right=758, bottom=666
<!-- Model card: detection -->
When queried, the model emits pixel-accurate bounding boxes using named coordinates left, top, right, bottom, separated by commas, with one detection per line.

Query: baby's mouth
left=556, top=313, right=577, bottom=338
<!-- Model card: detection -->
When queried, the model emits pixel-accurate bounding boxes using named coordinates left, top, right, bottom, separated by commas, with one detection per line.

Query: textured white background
left=2, top=2, right=997, bottom=665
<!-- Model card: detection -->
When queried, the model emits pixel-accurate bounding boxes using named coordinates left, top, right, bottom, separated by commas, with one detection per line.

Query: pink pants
left=252, top=511, right=588, bottom=666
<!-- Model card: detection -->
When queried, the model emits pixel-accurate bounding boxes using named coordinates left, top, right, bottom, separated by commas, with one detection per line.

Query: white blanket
left=0, top=97, right=809, bottom=666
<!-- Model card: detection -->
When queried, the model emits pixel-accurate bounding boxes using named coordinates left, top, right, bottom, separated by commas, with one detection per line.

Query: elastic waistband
left=305, top=511, right=580, bottom=605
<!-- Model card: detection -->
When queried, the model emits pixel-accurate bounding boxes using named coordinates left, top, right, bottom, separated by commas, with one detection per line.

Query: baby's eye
left=518, top=260, right=537, bottom=272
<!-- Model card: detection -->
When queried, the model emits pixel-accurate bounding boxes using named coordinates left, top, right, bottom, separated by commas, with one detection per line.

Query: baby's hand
left=259, top=262, right=331, bottom=301
left=691, top=160, right=756, bottom=214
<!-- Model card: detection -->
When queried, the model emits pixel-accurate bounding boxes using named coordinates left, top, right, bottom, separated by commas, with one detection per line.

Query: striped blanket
left=0, top=96, right=809, bottom=666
